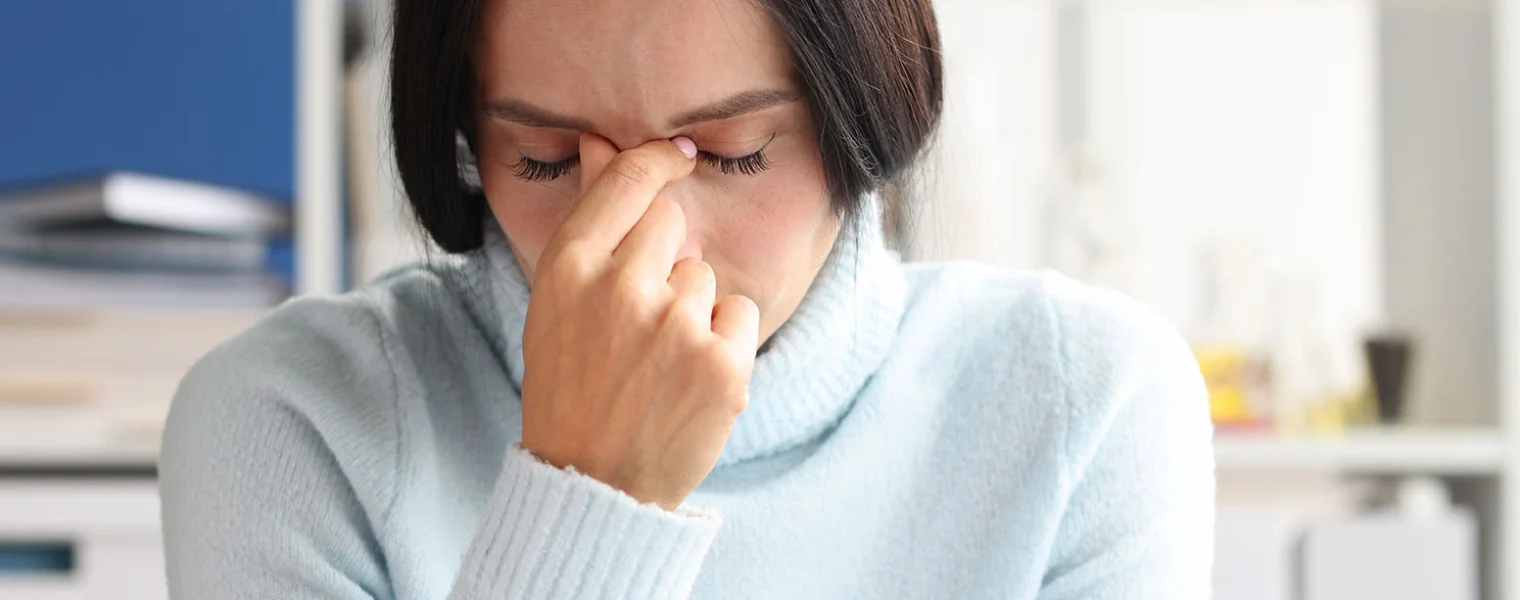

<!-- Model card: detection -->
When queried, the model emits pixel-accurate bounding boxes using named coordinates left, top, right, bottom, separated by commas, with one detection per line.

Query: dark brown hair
left=391, top=0, right=943, bottom=253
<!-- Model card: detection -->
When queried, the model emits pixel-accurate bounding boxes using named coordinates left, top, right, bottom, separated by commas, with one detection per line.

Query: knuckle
left=610, top=266, right=656, bottom=303
left=695, top=342, right=740, bottom=377
left=545, top=242, right=598, bottom=281
left=701, top=352, right=750, bottom=413
left=606, top=154, right=661, bottom=190
left=657, top=298, right=699, bottom=334
left=549, top=240, right=591, bottom=265
left=726, top=391, right=750, bottom=415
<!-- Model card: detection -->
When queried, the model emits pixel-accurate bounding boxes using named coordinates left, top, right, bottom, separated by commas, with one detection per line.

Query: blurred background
left=0, top=0, right=1515, bottom=598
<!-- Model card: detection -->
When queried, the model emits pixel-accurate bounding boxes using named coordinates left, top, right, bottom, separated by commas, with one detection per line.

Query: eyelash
left=510, top=135, right=775, bottom=183
left=512, top=154, right=580, bottom=182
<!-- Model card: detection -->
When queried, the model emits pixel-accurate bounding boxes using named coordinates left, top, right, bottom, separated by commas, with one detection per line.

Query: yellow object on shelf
left=1196, top=345, right=1270, bottom=427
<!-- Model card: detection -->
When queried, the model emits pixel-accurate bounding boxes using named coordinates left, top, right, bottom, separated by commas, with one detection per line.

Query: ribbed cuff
left=451, top=444, right=721, bottom=599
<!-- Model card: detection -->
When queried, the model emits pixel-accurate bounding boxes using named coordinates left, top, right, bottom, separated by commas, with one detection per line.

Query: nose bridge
left=602, top=125, right=671, bottom=153
left=600, top=128, right=705, bottom=261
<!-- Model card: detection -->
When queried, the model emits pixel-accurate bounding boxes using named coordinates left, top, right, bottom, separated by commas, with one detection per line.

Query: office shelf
left=0, top=427, right=158, bottom=471
left=1215, top=427, right=1505, bottom=475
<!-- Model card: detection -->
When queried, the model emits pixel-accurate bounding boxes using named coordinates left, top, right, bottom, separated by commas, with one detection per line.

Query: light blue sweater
left=159, top=198, right=1215, bottom=599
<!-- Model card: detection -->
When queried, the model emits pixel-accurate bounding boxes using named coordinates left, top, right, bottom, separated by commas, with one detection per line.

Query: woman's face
left=472, top=0, right=840, bottom=345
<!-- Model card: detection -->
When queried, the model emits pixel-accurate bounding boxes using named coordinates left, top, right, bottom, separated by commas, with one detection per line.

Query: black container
left=1364, top=333, right=1414, bottom=423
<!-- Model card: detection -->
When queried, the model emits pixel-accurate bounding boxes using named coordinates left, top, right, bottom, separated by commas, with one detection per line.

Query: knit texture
left=160, top=195, right=1215, bottom=599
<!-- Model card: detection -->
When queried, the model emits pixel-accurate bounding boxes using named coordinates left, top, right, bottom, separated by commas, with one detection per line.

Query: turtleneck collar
left=469, top=193, right=908, bottom=466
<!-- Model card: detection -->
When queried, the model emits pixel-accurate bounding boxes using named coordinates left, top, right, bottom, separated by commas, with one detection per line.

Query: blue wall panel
left=0, top=1, right=294, bottom=201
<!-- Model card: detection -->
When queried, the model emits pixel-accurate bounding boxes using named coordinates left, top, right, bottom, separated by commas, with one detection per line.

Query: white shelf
left=1215, top=428, right=1506, bottom=474
left=0, top=426, right=1501, bottom=474
left=0, top=429, right=159, bottom=471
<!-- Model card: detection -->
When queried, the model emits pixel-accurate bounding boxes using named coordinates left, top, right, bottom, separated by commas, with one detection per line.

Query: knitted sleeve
left=159, top=296, right=719, bottom=599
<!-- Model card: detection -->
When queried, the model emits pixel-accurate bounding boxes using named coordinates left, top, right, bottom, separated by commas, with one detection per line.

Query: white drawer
left=0, top=480, right=165, bottom=600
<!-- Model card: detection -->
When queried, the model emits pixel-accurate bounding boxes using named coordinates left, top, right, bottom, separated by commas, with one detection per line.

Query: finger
left=711, top=294, right=760, bottom=359
left=615, top=195, right=686, bottom=277
left=555, top=135, right=697, bottom=254
left=577, top=131, right=618, bottom=197
left=667, top=258, right=718, bottom=325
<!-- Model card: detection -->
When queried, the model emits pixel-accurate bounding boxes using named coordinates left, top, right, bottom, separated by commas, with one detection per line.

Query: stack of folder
left=0, top=171, right=292, bottom=310
left=0, top=171, right=287, bottom=454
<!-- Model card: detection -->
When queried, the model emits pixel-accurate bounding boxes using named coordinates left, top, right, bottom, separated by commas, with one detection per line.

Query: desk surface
left=0, top=427, right=159, bottom=473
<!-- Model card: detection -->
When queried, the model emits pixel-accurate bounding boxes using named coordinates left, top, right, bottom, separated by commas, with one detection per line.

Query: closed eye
left=509, top=133, right=777, bottom=183
left=511, top=153, right=579, bottom=183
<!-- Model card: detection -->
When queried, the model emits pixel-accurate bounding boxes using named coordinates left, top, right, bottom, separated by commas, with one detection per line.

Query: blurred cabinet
left=0, top=481, right=163, bottom=600
left=1214, top=511, right=1294, bottom=600
left=1302, top=512, right=1477, bottom=600
left=0, top=1, right=344, bottom=598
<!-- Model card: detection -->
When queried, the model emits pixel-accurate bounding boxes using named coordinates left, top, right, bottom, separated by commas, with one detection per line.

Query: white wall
left=919, top=0, right=1382, bottom=399
left=347, top=0, right=432, bottom=286
left=1084, top=1, right=1381, bottom=362
left=1381, top=0, right=1498, bottom=426
left=910, top=0, right=1055, bottom=271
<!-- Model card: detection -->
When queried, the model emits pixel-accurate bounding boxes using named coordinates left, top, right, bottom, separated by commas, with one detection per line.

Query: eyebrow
left=481, top=88, right=801, bottom=131
left=668, top=88, right=800, bottom=128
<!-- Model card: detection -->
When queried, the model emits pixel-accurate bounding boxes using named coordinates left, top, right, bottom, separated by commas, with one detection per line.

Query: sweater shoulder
left=899, top=262, right=1204, bottom=455
left=162, top=259, right=490, bottom=521
left=900, top=261, right=1061, bottom=336
left=174, top=259, right=476, bottom=403
left=163, top=286, right=401, bottom=495
left=1023, top=271, right=1204, bottom=454
left=902, top=261, right=1175, bottom=332
left=902, top=260, right=1195, bottom=379
left=900, top=266, right=1214, bottom=591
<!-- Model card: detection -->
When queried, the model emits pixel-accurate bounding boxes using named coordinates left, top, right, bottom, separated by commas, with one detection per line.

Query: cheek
left=716, top=180, right=828, bottom=259
left=477, top=154, right=576, bottom=276
left=699, top=156, right=835, bottom=296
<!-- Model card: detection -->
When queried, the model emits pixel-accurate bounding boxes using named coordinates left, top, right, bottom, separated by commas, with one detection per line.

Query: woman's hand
left=518, top=133, right=761, bottom=511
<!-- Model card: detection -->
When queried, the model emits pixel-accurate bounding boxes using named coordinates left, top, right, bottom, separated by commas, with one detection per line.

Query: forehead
left=475, top=0, right=795, bottom=128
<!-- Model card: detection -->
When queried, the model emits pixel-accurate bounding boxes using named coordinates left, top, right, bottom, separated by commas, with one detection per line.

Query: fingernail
left=672, top=136, right=697, bottom=159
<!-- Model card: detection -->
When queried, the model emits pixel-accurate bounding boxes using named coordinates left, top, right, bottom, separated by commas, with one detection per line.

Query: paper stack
left=0, top=172, right=288, bottom=462
left=0, top=172, right=292, bottom=310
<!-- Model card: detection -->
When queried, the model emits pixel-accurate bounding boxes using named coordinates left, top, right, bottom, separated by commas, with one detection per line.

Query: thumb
left=711, top=294, right=761, bottom=365
left=578, top=132, right=619, bottom=196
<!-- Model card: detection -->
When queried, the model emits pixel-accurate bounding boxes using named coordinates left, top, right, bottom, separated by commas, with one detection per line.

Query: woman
left=159, top=0, right=1214, bottom=597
